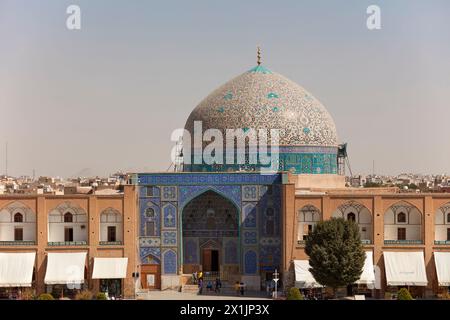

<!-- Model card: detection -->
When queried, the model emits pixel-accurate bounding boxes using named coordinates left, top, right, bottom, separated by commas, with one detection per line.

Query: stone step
left=181, top=285, right=199, bottom=294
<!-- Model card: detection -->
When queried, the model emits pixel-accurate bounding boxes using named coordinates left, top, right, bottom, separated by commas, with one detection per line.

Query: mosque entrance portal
left=182, top=190, right=240, bottom=279
left=202, top=249, right=219, bottom=272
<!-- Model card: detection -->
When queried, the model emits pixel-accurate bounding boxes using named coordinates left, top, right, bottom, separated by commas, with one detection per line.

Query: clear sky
left=1, top=0, right=450, bottom=177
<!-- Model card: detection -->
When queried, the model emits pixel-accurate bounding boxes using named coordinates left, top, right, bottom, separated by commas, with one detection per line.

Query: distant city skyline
left=1, top=0, right=450, bottom=177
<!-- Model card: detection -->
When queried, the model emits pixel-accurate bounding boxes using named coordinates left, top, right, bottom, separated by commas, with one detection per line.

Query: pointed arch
left=48, top=201, right=87, bottom=243
left=0, top=201, right=35, bottom=223
left=0, top=201, right=36, bottom=241
left=99, top=207, right=122, bottom=243
left=296, top=205, right=321, bottom=243
left=162, top=203, right=177, bottom=228
left=49, top=201, right=87, bottom=221
left=100, top=207, right=122, bottom=223
left=142, top=253, right=161, bottom=264
left=181, top=189, right=240, bottom=273
left=162, top=249, right=177, bottom=274
left=384, top=200, right=422, bottom=243
left=331, top=201, right=372, bottom=242
left=179, top=185, right=241, bottom=211
left=434, top=202, right=450, bottom=242
left=298, top=205, right=321, bottom=222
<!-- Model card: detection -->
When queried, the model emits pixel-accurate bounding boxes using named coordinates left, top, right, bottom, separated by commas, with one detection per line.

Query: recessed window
left=14, top=213, right=23, bottom=223
left=447, top=213, right=450, bottom=224
left=145, top=208, right=155, bottom=218
left=302, top=224, right=313, bottom=240
left=107, top=226, right=116, bottom=242
left=14, top=228, right=23, bottom=241
left=64, top=212, right=73, bottom=223
left=397, top=212, right=407, bottom=223
left=146, top=221, right=155, bottom=237
left=397, top=228, right=406, bottom=240
left=266, top=220, right=274, bottom=236
left=447, top=228, right=450, bottom=241
left=146, top=187, right=157, bottom=197
left=347, top=212, right=356, bottom=222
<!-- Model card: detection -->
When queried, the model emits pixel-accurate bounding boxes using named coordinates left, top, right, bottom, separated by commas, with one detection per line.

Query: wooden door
left=141, top=264, right=161, bottom=290
left=202, top=249, right=212, bottom=271
left=64, top=227, right=73, bottom=242
left=107, top=226, right=116, bottom=242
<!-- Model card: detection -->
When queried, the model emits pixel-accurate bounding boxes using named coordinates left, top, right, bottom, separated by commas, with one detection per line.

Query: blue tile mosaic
left=163, top=249, right=177, bottom=274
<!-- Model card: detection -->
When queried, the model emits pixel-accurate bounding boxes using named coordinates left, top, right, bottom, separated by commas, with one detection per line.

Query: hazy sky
left=1, top=0, right=450, bottom=178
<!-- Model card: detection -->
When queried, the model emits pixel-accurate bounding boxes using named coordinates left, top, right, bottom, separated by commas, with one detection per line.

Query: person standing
left=234, top=281, right=240, bottom=296
left=240, top=282, right=245, bottom=296
left=198, top=278, right=203, bottom=295
left=215, top=278, right=221, bottom=293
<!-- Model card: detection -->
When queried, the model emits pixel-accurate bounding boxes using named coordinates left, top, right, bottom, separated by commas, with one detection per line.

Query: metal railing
left=47, top=241, right=88, bottom=246
left=434, top=240, right=450, bottom=245
left=99, top=241, right=123, bottom=246
left=298, top=239, right=372, bottom=245
left=0, top=240, right=36, bottom=246
left=200, top=271, right=229, bottom=282
left=384, top=240, right=423, bottom=245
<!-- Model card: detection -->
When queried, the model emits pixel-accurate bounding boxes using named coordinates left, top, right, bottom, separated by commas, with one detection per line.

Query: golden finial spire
left=257, top=46, right=261, bottom=65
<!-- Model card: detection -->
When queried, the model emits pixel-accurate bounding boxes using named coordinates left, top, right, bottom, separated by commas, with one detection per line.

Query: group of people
left=192, top=272, right=249, bottom=296
left=192, top=271, right=202, bottom=284
left=193, top=272, right=222, bottom=295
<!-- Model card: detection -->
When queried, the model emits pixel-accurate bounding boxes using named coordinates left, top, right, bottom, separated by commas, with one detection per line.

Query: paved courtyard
left=138, top=290, right=273, bottom=300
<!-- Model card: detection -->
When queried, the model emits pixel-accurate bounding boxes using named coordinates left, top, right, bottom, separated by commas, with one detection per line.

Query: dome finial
left=257, top=46, right=261, bottom=65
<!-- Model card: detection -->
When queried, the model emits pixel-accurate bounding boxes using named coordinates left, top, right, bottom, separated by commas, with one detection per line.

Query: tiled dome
left=184, top=65, right=338, bottom=147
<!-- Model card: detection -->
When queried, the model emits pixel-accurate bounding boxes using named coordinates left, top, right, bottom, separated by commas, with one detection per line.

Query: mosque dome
left=183, top=60, right=340, bottom=174
left=184, top=65, right=338, bottom=147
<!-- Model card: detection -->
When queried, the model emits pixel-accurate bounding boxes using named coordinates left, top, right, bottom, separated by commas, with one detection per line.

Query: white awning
left=434, top=252, right=450, bottom=286
left=0, top=252, right=36, bottom=287
left=294, top=260, right=323, bottom=288
left=44, top=252, right=87, bottom=285
left=383, top=251, right=427, bottom=286
left=92, top=257, right=128, bottom=279
left=356, top=251, right=376, bottom=286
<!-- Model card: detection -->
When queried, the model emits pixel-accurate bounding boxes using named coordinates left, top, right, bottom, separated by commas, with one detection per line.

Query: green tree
left=287, top=287, right=304, bottom=300
left=96, top=292, right=108, bottom=300
left=397, top=288, right=413, bottom=300
left=37, top=293, right=54, bottom=300
left=304, top=218, right=365, bottom=297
